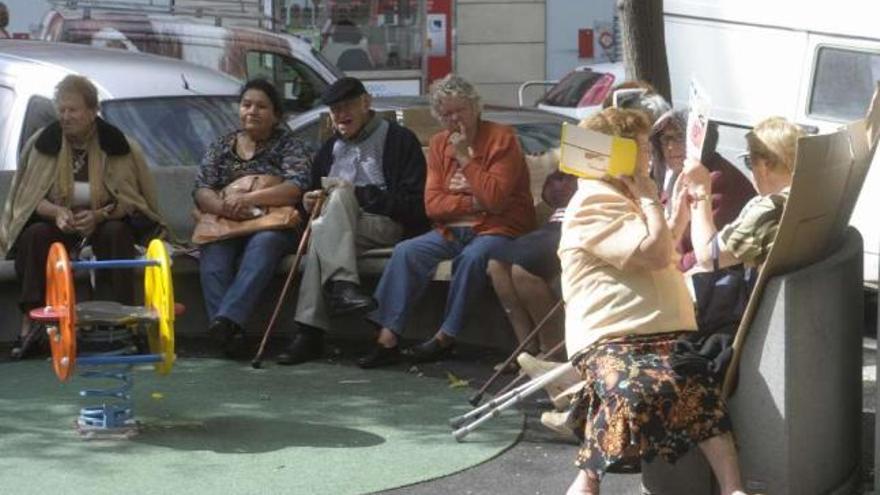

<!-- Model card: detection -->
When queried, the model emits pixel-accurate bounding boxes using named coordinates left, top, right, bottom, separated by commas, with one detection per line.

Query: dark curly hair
left=239, top=78, right=283, bottom=119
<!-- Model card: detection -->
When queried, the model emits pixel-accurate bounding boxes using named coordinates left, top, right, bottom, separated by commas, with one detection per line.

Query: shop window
left=246, top=51, right=329, bottom=113
left=282, top=0, right=423, bottom=72
left=809, top=46, right=880, bottom=122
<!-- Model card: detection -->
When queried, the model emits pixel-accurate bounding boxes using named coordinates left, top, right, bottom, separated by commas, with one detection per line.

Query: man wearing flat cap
left=278, top=77, right=428, bottom=365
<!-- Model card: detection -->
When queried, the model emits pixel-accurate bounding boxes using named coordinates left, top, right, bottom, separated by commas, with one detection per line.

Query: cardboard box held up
left=558, top=122, right=637, bottom=179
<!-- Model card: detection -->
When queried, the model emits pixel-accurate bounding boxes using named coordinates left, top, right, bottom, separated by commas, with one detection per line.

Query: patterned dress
left=559, top=178, right=733, bottom=477
left=194, top=127, right=312, bottom=192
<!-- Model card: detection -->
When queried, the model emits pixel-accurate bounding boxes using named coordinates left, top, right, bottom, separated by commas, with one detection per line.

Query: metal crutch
left=450, top=361, right=574, bottom=441
left=468, top=300, right=564, bottom=406
left=492, top=338, right=568, bottom=399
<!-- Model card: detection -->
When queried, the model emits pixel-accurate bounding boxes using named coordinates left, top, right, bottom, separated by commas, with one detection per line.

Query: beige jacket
left=0, top=119, right=167, bottom=258
left=558, top=179, right=697, bottom=359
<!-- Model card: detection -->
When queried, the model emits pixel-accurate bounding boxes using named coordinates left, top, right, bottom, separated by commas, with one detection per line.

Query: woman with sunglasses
left=682, top=116, right=802, bottom=271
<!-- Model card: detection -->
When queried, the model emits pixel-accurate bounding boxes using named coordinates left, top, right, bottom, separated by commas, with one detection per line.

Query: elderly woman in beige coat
left=559, top=108, right=746, bottom=495
left=0, top=75, right=166, bottom=359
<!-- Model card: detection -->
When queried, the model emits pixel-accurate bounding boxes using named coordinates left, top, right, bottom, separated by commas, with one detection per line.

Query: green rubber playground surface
left=0, top=358, right=522, bottom=495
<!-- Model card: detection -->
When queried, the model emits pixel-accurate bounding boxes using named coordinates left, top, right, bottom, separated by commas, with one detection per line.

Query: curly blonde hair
left=578, top=107, right=652, bottom=140
left=746, top=116, right=803, bottom=173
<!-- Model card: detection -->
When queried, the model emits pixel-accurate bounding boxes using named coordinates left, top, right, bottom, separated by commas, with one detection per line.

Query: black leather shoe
left=405, top=338, right=455, bottom=364
left=324, top=281, right=377, bottom=317
left=277, top=325, right=324, bottom=365
left=10, top=334, right=35, bottom=360
left=357, top=344, right=401, bottom=369
left=10, top=321, right=43, bottom=360
left=209, top=317, right=245, bottom=359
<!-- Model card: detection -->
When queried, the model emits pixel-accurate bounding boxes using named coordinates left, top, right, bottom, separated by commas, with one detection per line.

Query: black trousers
left=14, top=219, right=141, bottom=312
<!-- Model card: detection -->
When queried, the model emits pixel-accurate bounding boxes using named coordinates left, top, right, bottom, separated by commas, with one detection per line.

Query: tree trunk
left=617, top=0, right=671, bottom=102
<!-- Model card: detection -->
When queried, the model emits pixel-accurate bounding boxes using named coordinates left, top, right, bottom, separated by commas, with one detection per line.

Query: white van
left=663, top=0, right=880, bottom=288
left=40, top=7, right=342, bottom=114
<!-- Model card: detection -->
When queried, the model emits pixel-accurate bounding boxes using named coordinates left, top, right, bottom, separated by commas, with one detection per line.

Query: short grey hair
left=55, top=74, right=100, bottom=110
left=428, top=74, right=482, bottom=120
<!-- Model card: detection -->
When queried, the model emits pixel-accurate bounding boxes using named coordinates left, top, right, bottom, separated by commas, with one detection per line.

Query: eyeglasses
left=659, top=132, right=684, bottom=147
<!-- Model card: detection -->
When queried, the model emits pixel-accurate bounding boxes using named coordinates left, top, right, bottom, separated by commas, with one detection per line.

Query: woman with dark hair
left=650, top=110, right=755, bottom=272
left=0, top=74, right=166, bottom=358
left=193, top=79, right=312, bottom=357
left=560, top=108, right=746, bottom=494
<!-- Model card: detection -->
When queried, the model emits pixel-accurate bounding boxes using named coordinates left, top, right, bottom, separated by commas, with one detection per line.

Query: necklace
left=72, top=149, right=88, bottom=175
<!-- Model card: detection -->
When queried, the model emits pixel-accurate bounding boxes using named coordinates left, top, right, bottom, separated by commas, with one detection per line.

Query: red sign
left=578, top=29, right=594, bottom=59
left=426, top=0, right=451, bottom=84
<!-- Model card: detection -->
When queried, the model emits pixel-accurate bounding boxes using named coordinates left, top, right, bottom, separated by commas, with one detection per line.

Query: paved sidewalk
left=377, top=336, right=877, bottom=495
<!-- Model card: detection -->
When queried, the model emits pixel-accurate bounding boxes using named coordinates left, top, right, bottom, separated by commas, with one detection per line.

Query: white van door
left=795, top=34, right=880, bottom=288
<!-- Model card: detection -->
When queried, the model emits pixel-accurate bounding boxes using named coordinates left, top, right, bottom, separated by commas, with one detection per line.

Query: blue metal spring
left=78, top=364, right=135, bottom=430
left=74, top=325, right=159, bottom=434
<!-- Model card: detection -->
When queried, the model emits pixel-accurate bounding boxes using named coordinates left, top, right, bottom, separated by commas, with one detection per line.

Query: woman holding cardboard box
left=559, top=107, right=746, bottom=495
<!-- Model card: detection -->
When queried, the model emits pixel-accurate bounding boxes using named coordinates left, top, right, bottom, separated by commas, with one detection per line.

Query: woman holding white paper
left=682, top=116, right=800, bottom=271
left=559, top=107, right=746, bottom=495
left=651, top=109, right=756, bottom=272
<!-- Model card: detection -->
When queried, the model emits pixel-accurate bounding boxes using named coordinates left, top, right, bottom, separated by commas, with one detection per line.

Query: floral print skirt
left=568, top=332, right=732, bottom=477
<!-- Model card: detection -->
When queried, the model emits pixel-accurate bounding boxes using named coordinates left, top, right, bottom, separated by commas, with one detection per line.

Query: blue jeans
left=369, top=227, right=513, bottom=338
left=199, top=230, right=297, bottom=326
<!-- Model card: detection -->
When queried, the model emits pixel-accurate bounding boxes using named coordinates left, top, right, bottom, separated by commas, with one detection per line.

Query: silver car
left=286, top=96, right=574, bottom=155
left=0, top=40, right=243, bottom=170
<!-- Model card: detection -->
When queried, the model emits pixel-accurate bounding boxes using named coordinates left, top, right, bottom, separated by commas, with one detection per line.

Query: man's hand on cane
left=303, top=190, right=323, bottom=213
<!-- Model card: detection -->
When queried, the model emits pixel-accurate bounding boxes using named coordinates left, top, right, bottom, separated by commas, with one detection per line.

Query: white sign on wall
left=363, top=79, right=422, bottom=97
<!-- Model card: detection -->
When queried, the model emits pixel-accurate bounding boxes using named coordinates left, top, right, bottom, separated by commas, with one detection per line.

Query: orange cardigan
left=424, top=120, right=536, bottom=238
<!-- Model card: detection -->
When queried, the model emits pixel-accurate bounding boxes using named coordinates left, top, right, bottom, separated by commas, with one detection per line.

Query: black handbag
left=692, top=236, right=756, bottom=337
left=672, top=236, right=756, bottom=378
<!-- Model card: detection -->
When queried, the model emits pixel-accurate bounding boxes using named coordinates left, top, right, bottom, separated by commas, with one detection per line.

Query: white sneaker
left=540, top=410, right=575, bottom=438
left=550, top=380, right=586, bottom=411
left=517, top=352, right=581, bottom=407
left=516, top=352, right=560, bottom=378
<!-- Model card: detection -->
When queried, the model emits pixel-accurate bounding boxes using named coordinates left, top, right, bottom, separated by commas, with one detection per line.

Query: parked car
left=0, top=41, right=242, bottom=170
left=287, top=95, right=573, bottom=155
left=519, top=63, right=624, bottom=121
left=39, top=6, right=342, bottom=114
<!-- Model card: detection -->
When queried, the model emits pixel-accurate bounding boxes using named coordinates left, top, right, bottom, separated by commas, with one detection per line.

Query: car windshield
left=102, top=96, right=240, bottom=167
left=312, top=48, right=346, bottom=79
left=509, top=122, right=564, bottom=154
left=540, top=71, right=606, bottom=108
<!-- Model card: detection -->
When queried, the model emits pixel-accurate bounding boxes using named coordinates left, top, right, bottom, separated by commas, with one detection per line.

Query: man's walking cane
left=251, top=193, right=325, bottom=369
left=468, top=300, right=564, bottom=406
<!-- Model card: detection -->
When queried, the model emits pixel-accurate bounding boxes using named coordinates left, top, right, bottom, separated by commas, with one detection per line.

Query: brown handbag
left=191, top=174, right=301, bottom=245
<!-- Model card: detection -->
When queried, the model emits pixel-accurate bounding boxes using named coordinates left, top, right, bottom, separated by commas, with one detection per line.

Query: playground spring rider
left=29, top=239, right=180, bottom=437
